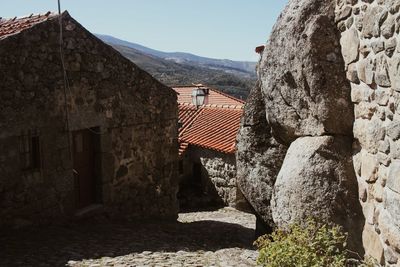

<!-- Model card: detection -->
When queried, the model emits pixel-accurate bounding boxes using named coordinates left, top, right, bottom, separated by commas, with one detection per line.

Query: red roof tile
left=179, top=106, right=243, bottom=154
left=173, top=85, right=245, bottom=106
left=178, top=104, right=202, bottom=136
left=179, top=142, right=189, bottom=156
left=176, top=86, right=244, bottom=155
left=0, top=12, right=57, bottom=40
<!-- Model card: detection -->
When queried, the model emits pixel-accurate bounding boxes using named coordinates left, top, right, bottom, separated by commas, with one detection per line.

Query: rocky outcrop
left=272, top=136, right=363, bottom=251
left=236, top=0, right=364, bottom=254
left=259, top=0, right=353, bottom=145
left=238, top=0, right=400, bottom=263
left=236, top=82, right=287, bottom=228
left=336, top=0, right=400, bottom=265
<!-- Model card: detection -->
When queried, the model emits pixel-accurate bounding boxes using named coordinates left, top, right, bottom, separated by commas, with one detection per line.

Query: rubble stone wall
left=0, top=12, right=179, bottom=226
left=178, top=147, right=237, bottom=208
left=192, top=148, right=237, bottom=206
left=336, top=0, right=400, bottom=265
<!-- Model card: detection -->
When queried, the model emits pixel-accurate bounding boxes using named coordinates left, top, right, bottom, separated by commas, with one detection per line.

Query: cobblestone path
left=1, top=208, right=258, bottom=266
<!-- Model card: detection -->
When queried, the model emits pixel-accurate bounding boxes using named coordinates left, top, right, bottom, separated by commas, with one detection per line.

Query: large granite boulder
left=271, top=136, right=364, bottom=252
left=236, top=0, right=363, bottom=253
left=236, top=82, right=287, bottom=230
left=259, top=0, right=353, bottom=144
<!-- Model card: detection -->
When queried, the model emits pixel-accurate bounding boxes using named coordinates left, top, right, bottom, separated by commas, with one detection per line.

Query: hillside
left=97, top=35, right=257, bottom=99
left=97, top=34, right=256, bottom=77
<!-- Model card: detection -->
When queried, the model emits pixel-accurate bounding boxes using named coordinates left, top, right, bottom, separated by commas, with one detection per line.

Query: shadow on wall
left=177, top=163, right=225, bottom=212
left=0, top=218, right=254, bottom=266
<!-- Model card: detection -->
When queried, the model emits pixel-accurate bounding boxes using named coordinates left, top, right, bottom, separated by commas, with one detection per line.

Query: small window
left=20, top=132, right=41, bottom=171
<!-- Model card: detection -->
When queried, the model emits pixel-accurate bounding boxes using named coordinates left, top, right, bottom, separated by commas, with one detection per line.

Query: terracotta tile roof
left=178, top=104, right=201, bottom=156
left=179, top=142, right=189, bottom=156
left=0, top=12, right=57, bottom=40
left=176, top=86, right=244, bottom=155
left=178, top=104, right=202, bottom=135
left=173, top=85, right=245, bottom=106
left=179, top=105, right=243, bottom=154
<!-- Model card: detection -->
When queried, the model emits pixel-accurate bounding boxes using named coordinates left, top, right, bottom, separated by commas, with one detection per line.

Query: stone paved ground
left=1, top=207, right=258, bottom=267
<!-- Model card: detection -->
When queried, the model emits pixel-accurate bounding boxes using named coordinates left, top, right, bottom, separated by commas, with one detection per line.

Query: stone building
left=0, top=11, right=178, bottom=227
left=173, top=85, right=244, bottom=210
left=337, top=1, right=400, bottom=265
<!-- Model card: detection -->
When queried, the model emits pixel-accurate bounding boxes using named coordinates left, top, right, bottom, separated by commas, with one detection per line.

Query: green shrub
left=358, top=256, right=381, bottom=267
left=254, top=219, right=348, bottom=267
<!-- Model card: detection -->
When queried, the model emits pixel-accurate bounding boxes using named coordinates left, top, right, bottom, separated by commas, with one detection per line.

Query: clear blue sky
left=2, top=0, right=288, bottom=61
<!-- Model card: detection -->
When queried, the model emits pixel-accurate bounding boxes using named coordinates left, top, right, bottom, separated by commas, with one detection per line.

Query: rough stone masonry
left=337, top=0, right=400, bottom=265
left=0, top=12, right=179, bottom=226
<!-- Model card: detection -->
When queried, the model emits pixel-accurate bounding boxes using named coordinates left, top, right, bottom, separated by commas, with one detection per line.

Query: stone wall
left=0, top=12, right=179, bottom=227
left=178, top=147, right=237, bottom=209
left=336, top=0, right=400, bottom=265
left=237, top=0, right=364, bottom=253
left=194, top=148, right=237, bottom=206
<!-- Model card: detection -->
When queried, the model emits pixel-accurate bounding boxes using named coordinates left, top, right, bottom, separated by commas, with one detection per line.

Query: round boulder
left=271, top=136, right=364, bottom=252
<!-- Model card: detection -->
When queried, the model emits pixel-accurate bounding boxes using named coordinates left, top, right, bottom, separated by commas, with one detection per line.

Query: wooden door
left=73, top=129, right=96, bottom=209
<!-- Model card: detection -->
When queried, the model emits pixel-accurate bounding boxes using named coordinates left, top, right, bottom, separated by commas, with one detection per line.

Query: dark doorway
left=177, top=161, right=223, bottom=212
left=192, top=162, right=202, bottom=186
left=73, top=129, right=96, bottom=210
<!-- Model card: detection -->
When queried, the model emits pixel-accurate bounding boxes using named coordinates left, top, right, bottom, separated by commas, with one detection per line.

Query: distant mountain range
left=96, top=34, right=257, bottom=99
